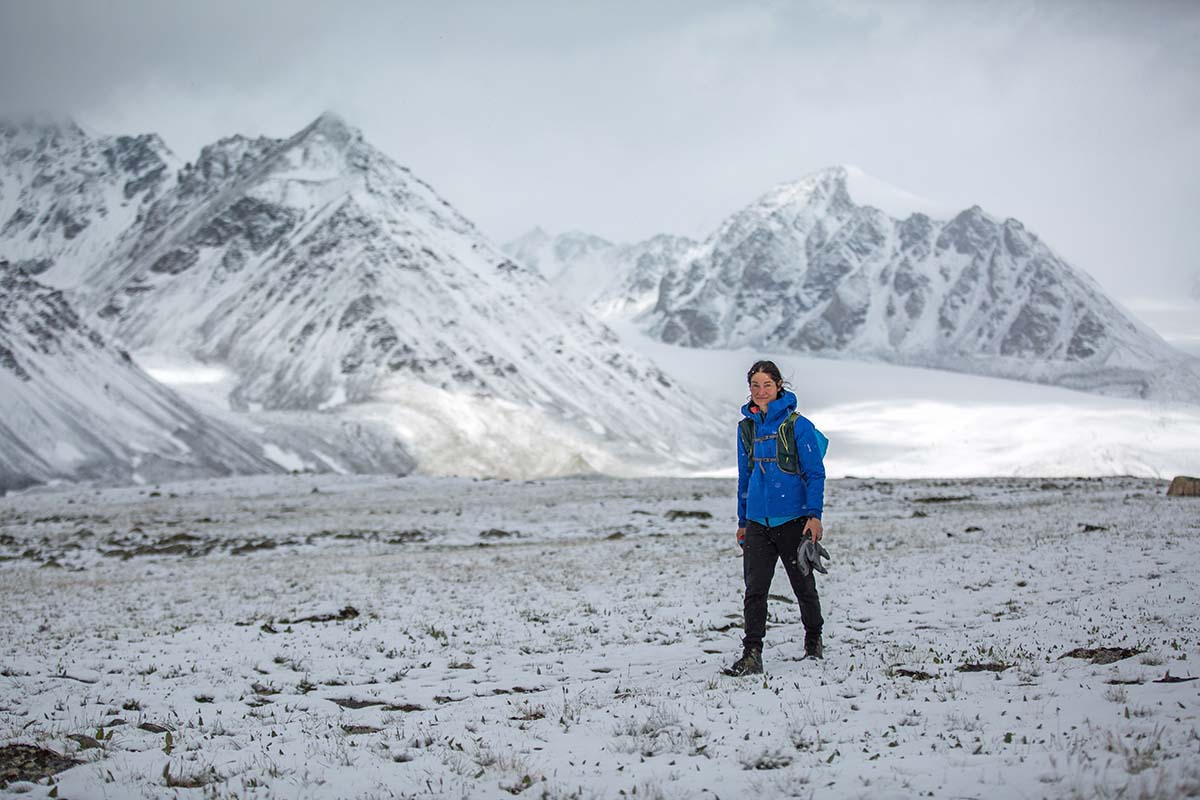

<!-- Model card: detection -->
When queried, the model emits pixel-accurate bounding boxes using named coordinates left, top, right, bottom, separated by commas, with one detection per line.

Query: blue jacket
left=737, top=390, right=825, bottom=527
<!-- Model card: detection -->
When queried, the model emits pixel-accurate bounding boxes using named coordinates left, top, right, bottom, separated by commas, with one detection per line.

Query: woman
left=727, top=360, right=826, bottom=676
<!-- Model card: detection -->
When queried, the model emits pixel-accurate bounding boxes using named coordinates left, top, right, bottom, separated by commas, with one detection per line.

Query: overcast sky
left=2, top=0, right=1197, bottom=303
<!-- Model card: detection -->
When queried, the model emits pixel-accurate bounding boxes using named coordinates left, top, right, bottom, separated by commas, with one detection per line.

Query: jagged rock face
left=505, top=229, right=698, bottom=318
left=0, top=262, right=277, bottom=493
left=0, top=118, right=177, bottom=288
left=641, top=166, right=1200, bottom=401
left=78, top=115, right=723, bottom=471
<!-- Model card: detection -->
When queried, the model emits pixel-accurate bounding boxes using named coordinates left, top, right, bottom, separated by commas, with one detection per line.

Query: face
left=749, top=372, right=780, bottom=408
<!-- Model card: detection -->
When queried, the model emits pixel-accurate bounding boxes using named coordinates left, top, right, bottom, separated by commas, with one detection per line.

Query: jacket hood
left=741, top=389, right=798, bottom=423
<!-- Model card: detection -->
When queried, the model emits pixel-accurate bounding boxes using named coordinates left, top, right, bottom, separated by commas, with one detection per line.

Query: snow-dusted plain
left=2, top=473, right=1198, bottom=798
left=610, top=321, right=1200, bottom=481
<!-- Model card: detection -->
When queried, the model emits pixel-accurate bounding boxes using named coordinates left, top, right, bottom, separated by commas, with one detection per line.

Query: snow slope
left=0, top=263, right=277, bottom=493
left=0, top=117, right=177, bottom=289
left=74, top=113, right=724, bottom=477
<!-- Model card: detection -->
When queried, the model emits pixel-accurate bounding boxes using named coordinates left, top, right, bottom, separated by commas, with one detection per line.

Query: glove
left=797, top=539, right=831, bottom=576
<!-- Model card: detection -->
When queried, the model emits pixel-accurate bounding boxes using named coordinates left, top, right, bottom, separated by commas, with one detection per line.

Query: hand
left=803, top=518, right=823, bottom=544
left=736, top=527, right=746, bottom=548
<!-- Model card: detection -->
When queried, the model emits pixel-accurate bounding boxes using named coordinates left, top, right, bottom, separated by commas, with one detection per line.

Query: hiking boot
left=804, top=634, right=824, bottom=660
left=725, top=647, right=763, bottom=676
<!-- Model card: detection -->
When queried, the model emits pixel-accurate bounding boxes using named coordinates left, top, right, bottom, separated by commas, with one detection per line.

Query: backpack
left=739, top=412, right=829, bottom=478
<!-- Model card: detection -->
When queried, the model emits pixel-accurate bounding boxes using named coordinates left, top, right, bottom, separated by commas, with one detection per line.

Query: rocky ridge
left=527, top=166, right=1200, bottom=402
left=0, top=117, right=177, bottom=289
left=3, top=114, right=724, bottom=480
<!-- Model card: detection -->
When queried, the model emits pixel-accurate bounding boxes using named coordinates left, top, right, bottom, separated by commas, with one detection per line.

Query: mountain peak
left=295, top=111, right=361, bottom=149
left=760, top=165, right=955, bottom=222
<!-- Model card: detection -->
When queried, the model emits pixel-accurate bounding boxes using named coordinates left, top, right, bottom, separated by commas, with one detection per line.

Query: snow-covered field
left=608, top=320, right=1200, bottom=481
left=2, top=473, right=1198, bottom=798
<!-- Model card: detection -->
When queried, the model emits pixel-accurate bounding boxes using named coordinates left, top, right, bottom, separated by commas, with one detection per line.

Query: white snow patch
left=134, top=350, right=237, bottom=411
left=262, top=443, right=309, bottom=472
left=51, top=440, right=84, bottom=466
left=318, top=385, right=347, bottom=411
left=312, top=449, right=349, bottom=475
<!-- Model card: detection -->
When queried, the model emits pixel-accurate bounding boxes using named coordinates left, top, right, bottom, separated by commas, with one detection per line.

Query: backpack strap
left=779, top=412, right=803, bottom=480
left=740, top=416, right=788, bottom=473
left=738, top=417, right=756, bottom=471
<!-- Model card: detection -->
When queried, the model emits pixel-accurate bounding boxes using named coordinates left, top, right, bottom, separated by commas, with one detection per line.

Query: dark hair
left=746, top=360, right=787, bottom=404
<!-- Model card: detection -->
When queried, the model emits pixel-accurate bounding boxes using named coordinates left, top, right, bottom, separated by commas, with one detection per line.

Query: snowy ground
left=607, top=320, right=1200, bottom=481
left=2, top=474, right=1199, bottom=798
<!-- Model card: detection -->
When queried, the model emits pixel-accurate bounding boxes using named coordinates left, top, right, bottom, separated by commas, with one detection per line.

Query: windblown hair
left=746, top=360, right=788, bottom=405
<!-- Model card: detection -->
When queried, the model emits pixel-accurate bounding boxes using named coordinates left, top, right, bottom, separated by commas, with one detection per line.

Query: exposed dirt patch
left=100, top=531, right=216, bottom=559
left=285, top=606, right=359, bottom=624
left=480, top=528, right=519, bottom=539
left=328, top=697, right=384, bottom=709
left=0, top=744, right=81, bottom=788
left=510, top=707, right=546, bottom=721
left=230, top=539, right=277, bottom=555
left=1060, top=646, right=1143, bottom=664
left=665, top=510, right=713, bottom=520
left=1154, top=673, right=1198, bottom=683
left=387, top=530, right=429, bottom=544
left=957, top=662, right=1011, bottom=673
left=382, top=703, right=425, bottom=712
left=913, top=496, right=973, bottom=504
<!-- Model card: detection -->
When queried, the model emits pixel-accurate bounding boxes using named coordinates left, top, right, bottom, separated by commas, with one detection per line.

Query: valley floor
left=1, top=475, right=1198, bottom=799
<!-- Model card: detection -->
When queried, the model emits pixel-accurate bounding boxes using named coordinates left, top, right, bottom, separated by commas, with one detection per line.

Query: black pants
left=742, top=518, right=823, bottom=650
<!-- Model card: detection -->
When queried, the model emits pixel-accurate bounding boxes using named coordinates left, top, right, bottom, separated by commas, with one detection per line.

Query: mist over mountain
left=515, top=166, right=1200, bottom=403
left=504, top=228, right=697, bottom=319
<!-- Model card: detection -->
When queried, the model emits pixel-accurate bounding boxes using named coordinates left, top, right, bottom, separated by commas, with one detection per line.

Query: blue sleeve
left=736, top=428, right=750, bottom=528
left=797, top=421, right=825, bottom=520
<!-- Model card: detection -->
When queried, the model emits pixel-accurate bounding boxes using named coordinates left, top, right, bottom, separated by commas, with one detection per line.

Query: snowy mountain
left=64, top=113, right=723, bottom=476
left=575, top=165, right=1199, bottom=402
left=0, top=117, right=178, bottom=289
left=0, top=261, right=278, bottom=493
left=504, top=228, right=697, bottom=318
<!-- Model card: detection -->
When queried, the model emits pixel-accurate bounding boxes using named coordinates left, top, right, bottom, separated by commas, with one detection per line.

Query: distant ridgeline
left=505, top=166, right=1200, bottom=403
